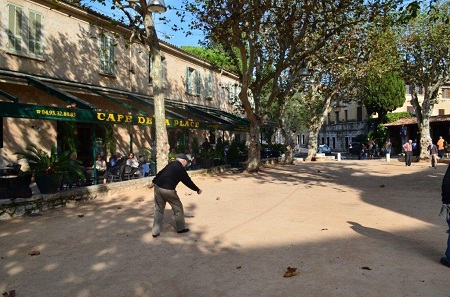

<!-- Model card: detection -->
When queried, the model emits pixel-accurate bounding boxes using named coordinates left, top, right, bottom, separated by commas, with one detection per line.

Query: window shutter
left=185, top=66, right=191, bottom=94
left=8, top=4, right=23, bottom=52
left=28, top=11, right=43, bottom=56
left=195, top=70, right=201, bottom=95
left=205, top=72, right=213, bottom=99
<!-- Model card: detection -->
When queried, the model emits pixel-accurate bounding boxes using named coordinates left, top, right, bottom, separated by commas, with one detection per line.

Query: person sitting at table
left=69, top=152, right=87, bottom=184
left=126, top=152, right=141, bottom=176
left=92, top=154, right=107, bottom=184
left=104, top=152, right=124, bottom=183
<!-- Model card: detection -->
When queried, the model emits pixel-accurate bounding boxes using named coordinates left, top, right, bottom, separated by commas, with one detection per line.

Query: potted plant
left=15, top=145, right=83, bottom=194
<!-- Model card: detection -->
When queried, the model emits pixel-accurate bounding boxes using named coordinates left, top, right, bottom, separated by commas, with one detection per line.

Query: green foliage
left=362, top=71, right=406, bottom=122
left=226, top=141, right=242, bottom=160
left=180, top=46, right=240, bottom=73
left=59, top=121, right=77, bottom=151
left=191, top=138, right=199, bottom=155
left=385, top=112, right=412, bottom=123
left=368, top=124, right=388, bottom=146
left=103, top=123, right=115, bottom=155
left=15, top=145, right=83, bottom=180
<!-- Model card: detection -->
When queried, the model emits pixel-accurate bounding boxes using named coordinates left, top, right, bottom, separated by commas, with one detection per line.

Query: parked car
left=348, top=142, right=363, bottom=155
left=317, top=144, right=332, bottom=154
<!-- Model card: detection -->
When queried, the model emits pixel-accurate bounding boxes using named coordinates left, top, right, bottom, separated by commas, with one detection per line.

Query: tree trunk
left=306, top=125, right=320, bottom=161
left=410, top=88, right=433, bottom=160
left=245, top=124, right=261, bottom=172
left=145, top=14, right=169, bottom=172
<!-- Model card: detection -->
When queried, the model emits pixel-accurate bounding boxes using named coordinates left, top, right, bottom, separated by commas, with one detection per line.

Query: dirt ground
left=1, top=158, right=449, bottom=297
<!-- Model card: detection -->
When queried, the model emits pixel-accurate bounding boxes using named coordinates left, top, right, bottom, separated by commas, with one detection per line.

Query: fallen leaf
left=28, top=251, right=40, bottom=256
left=321, top=228, right=328, bottom=231
left=78, top=214, right=84, bottom=217
left=2, top=290, right=16, bottom=297
left=361, top=266, right=372, bottom=270
left=317, top=170, right=322, bottom=173
left=283, top=266, right=299, bottom=277
left=236, top=266, right=241, bottom=269
left=185, top=192, right=192, bottom=196
left=216, top=197, right=220, bottom=200
left=379, top=184, right=385, bottom=188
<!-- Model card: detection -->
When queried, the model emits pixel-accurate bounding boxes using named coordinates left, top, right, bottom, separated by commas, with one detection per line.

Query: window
left=335, top=111, right=339, bottom=124
left=442, top=89, right=450, bottom=99
left=149, top=55, right=167, bottom=84
left=99, top=34, right=115, bottom=75
left=344, top=110, right=348, bottom=122
left=205, top=72, right=213, bottom=99
left=7, top=3, right=23, bottom=52
left=439, top=109, right=445, bottom=116
left=357, top=106, right=362, bottom=121
left=185, top=67, right=201, bottom=95
left=28, top=10, right=43, bottom=57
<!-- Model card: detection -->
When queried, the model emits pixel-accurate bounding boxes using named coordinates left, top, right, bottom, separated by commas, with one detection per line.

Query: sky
left=83, top=0, right=204, bottom=47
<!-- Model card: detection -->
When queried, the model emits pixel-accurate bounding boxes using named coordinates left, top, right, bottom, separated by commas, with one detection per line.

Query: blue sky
left=84, top=0, right=203, bottom=47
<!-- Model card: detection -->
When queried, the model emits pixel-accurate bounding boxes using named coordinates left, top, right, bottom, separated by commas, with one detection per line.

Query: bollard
left=386, top=153, right=390, bottom=162
left=337, top=153, right=341, bottom=161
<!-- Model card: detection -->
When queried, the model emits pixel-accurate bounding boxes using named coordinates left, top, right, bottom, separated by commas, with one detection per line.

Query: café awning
left=0, top=70, right=249, bottom=132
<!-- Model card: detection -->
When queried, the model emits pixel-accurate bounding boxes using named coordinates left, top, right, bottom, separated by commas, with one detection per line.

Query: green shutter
left=8, top=4, right=22, bottom=52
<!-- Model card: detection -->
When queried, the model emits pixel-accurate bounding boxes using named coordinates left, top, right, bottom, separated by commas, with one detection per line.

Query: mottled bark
left=145, top=14, right=169, bottom=172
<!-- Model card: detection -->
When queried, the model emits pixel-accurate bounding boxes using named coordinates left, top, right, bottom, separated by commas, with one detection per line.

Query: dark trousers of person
left=439, top=150, right=444, bottom=158
left=405, top=151, right=412, bottom=166
left=152, top=185, right=186, bottom=236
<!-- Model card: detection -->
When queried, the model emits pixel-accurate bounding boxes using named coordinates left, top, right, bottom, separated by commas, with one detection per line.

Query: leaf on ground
left=361, top=266, right=372, bottom=270
left=283, top=267, right=299, bottom=277
left=216, top=197, right=220, bottom=200
left=185, top=192, right=192, bottom=196
left=321, top=228, right=328, bottom=231
left=2, top=290, right=16, bottom=297
left=236, top=266, right=241, bottom=269
left=78, top=214, right=84, bottom=217
left=28, top=251, right=40, bottom=256
left=379, top=184, right=385, bottom=188
left=317, top=170, right=322, bottom=173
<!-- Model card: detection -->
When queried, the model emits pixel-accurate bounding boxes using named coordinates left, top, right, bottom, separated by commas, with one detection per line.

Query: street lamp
left=145, top=0, right=168, bottom=172
left=147, top=0, right=167, bottom=13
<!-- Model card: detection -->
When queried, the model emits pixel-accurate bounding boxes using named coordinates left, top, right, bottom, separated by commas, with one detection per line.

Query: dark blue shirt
left=152, top=161, right=200, bottom=192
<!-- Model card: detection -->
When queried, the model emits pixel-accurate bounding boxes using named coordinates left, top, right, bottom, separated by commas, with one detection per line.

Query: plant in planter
left=15, top=145, right=83, bottom=194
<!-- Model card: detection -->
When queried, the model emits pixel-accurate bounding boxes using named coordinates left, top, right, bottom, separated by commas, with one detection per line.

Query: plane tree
left=181, top=0, right=403, bottom=172
left=395, top=1, right=450, bottom=159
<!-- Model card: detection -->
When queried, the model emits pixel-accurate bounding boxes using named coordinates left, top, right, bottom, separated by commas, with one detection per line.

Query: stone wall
left=0, top=166, right=230, bottom=220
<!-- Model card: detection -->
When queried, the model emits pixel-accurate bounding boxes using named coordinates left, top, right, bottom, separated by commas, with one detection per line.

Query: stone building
left=0, top=0, right=248, bottom=166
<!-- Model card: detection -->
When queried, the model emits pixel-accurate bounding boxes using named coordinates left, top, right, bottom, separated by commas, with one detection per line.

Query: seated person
left=126, top=152, right=141, bottom=175
left=69, top=152, right=87, bottom=183
left=104, top=152, right=124, bottom=183
left=92, top=154, right=107, bottom=184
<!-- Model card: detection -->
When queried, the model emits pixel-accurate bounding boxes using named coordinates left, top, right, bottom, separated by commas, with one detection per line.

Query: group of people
left=402, top=136, right=447, bottom=168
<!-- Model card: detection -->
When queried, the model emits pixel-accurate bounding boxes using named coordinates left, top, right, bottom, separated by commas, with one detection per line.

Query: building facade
left=0, top=0, right=248, bottom=166
left=308, top=85, right=450, bottom=152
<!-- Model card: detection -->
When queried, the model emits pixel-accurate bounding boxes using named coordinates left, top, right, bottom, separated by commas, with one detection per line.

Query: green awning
left=28, top=77, right=97, bottom=110
left=0, top=90, right=18, bottom=103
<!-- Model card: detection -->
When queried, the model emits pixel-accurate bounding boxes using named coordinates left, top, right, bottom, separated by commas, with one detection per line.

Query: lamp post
left=145, top=0, right=169, bottom=172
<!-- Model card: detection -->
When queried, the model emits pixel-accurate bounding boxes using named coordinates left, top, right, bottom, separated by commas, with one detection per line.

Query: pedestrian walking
left=148, top=153, right=202, bottom=238
left=428, top=141, right=438, bottom=169
left=403, top=139, right=413, bottom=166
left=437, top=136, right=445, bottom=158
left=440, top=164, right=450, bottom=268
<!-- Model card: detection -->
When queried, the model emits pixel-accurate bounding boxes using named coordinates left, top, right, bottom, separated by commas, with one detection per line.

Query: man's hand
left=197, top=189, right=202, bottom=195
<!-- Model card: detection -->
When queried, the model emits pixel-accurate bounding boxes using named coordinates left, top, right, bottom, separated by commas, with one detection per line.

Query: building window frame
left=28, top=9, right=43, bottom=58
left=99, top=34, right=115, bottom=75
left=7, top=3, right=23, bottom=53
